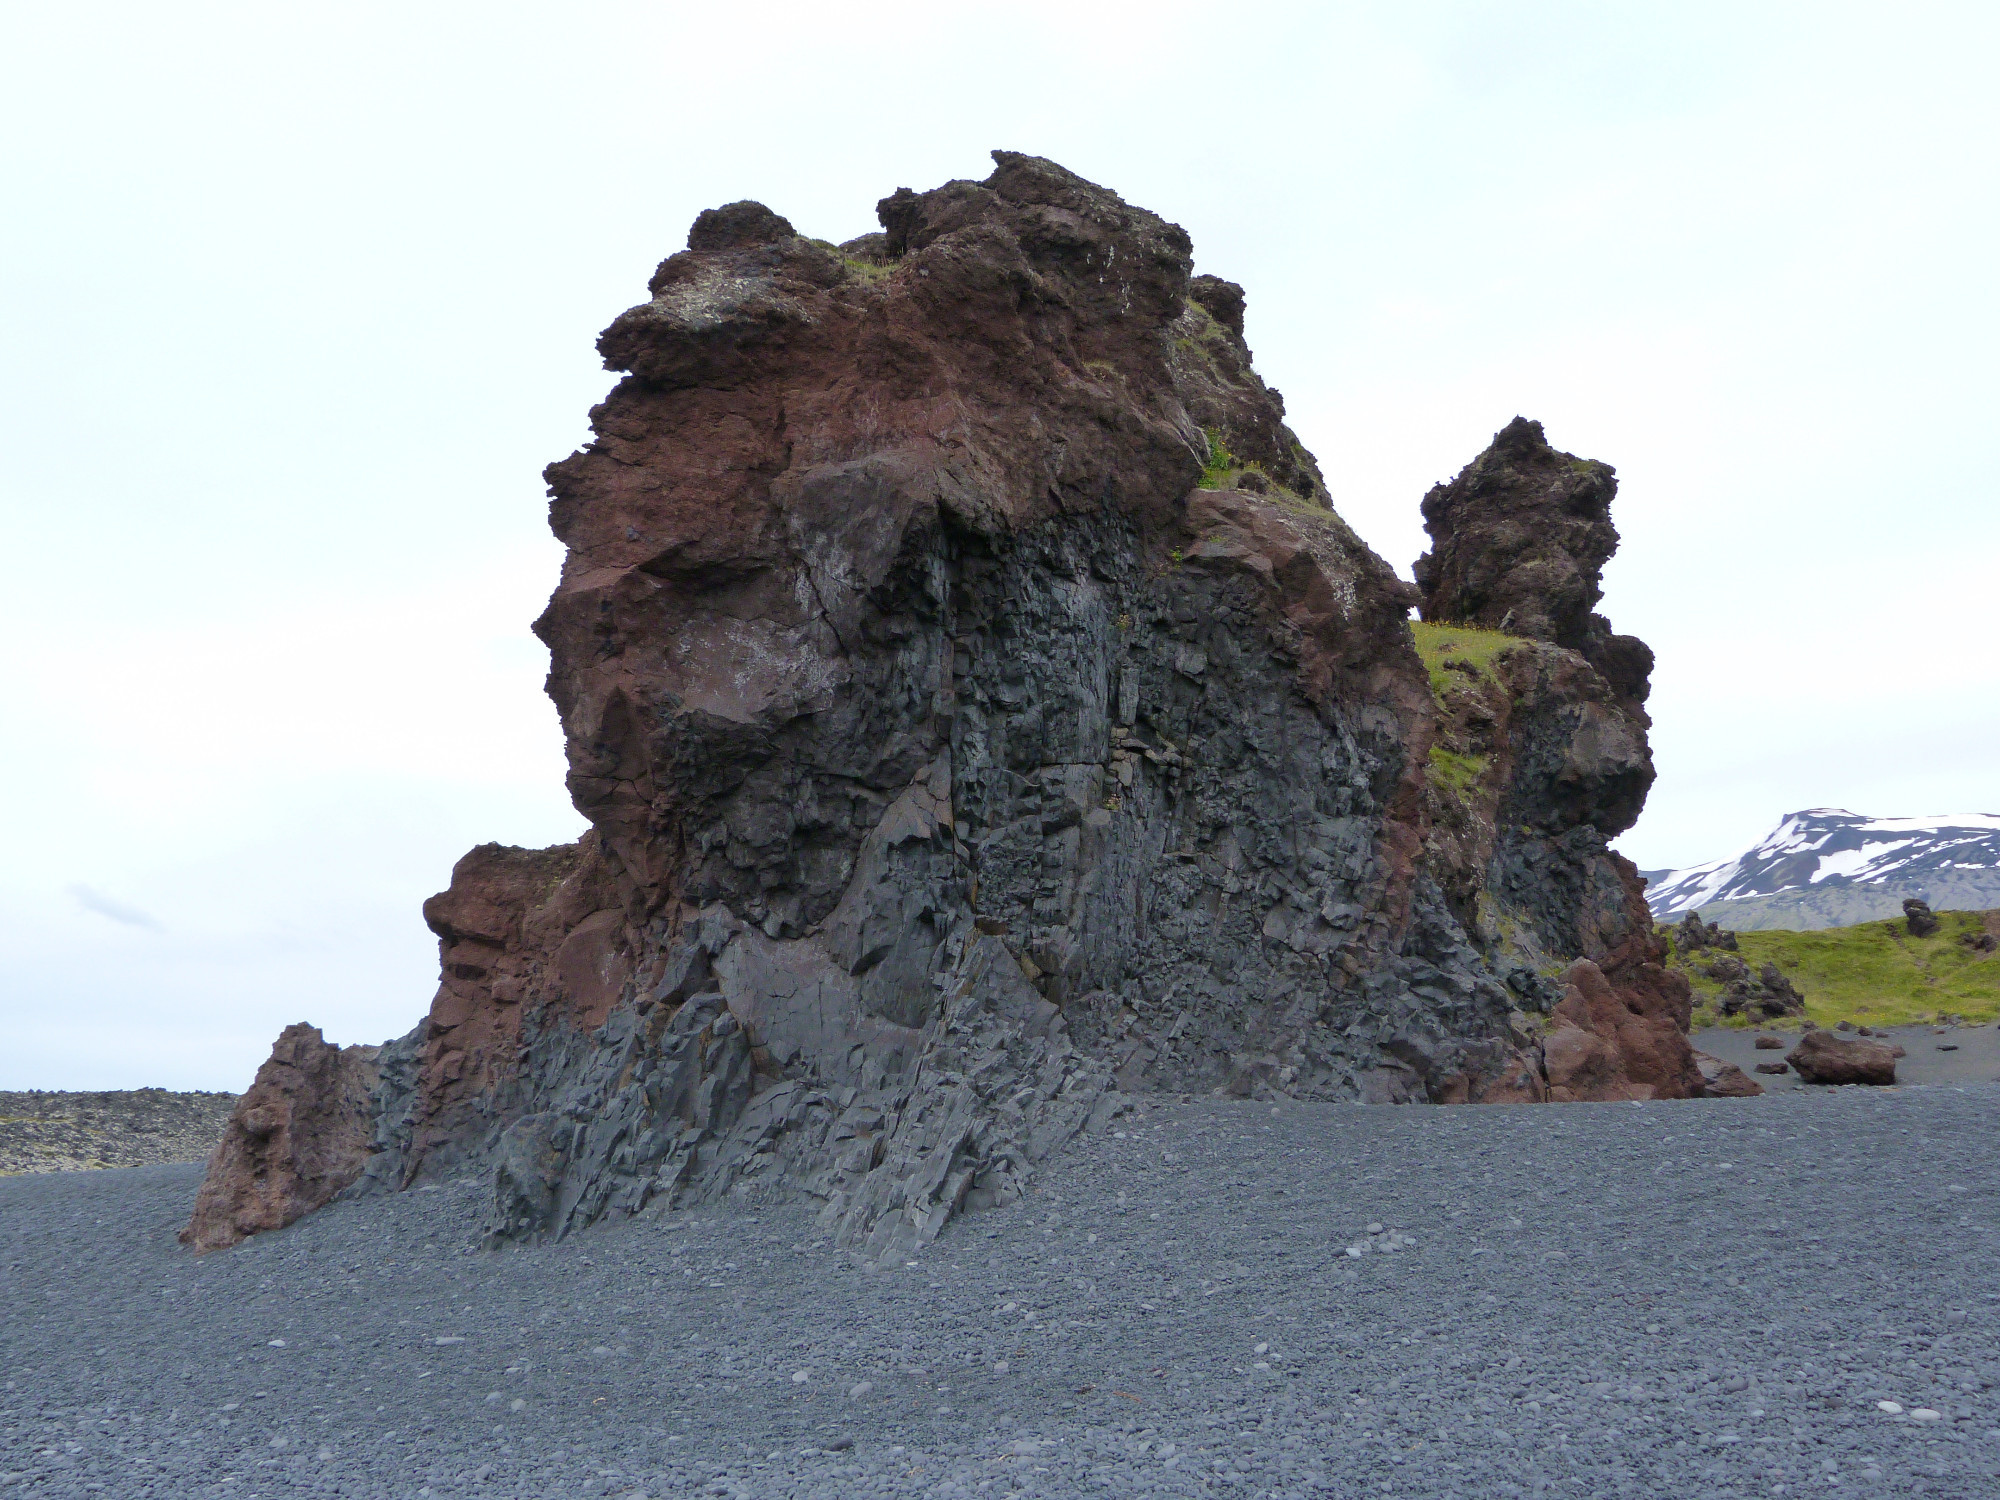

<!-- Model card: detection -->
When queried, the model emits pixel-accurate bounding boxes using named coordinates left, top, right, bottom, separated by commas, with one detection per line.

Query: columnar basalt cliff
left=188, top=153, right=1716, bottom=1259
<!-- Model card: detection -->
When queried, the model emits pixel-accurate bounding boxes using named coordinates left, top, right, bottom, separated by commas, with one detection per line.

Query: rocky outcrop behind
left=186, top=153, right=1726, bottom=1264
left=0, top=1089, right=237, bottom=1175
left=1673, top=911, right=1739, bottom=954
left=180, top=1025, right=379, bottom=1253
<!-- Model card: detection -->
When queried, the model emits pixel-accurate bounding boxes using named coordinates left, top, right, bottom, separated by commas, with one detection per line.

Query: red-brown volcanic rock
left=179, top=1025, right=379, bottom=1253
left=1788, top=1030, right=1899, bottom=1085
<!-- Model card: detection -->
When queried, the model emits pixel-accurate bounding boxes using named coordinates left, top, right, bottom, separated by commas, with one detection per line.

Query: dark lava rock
left=1904, top=898, right=1940, bottom=938
left=1706, top=957, right=1807, bottom=1021
left=1754, top=1062, right=1790, bottom=1076
left=1674, top=911, right=1739, bottom=954
left=1413, top=416, right=1654, bottom=708
left=1754, top=1035, right=1784, bottom=1050
left=1786, top=1030, right=1898, bottom=1086
left=187, top=153, right=1713, bottom=1263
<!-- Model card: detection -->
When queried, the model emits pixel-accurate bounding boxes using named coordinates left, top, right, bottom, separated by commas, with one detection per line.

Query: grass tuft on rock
left=1426, top=746, right=1488, bottom=797
left=1409, top=620, right=1527, bottom=699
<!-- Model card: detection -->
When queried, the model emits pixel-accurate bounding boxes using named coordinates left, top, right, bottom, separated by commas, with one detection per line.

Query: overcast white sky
left=4, top=1, right=1996, bottom=1089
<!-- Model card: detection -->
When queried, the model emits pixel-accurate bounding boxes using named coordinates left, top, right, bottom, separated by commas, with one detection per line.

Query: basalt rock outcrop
left=1410, top=419, right=1699, bottom=1102
left=190, top=153, right=1719, bottom=1263
left=1701, top=956, right=1808, bottom=1021
left=1414, top=416, right=1656, bottom=709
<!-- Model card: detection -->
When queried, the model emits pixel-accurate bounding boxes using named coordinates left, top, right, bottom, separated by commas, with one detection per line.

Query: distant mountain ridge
left=1641, top=808, right=2000, bottom=931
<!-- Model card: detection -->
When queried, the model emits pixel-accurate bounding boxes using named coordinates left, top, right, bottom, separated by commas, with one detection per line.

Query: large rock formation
left=1410, top=415, right=1699, bottom=1105
left=189, top=153, right=1719, bottom=1264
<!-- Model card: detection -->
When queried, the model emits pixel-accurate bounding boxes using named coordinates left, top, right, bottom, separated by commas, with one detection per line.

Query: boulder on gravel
left=1786, top=1030, right=1897, bottom=1086
left=179, top=1025, right=380, bottom=1253
left=1691, top=1049, right=1764, bottom=1098
left=1754, top=1035, right=1784, bottom=1049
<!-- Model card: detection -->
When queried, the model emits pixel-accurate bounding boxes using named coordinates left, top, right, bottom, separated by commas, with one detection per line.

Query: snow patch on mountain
left=1644, top=809, right=2000, bottom=920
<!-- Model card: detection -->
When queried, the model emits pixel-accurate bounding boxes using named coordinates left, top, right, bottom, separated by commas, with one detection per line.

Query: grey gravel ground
left=4, top=1084, right=1998, bottom=1499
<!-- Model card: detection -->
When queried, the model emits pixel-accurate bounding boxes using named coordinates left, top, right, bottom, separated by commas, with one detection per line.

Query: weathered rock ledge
left=186, top=153, right=1731, bottom=1261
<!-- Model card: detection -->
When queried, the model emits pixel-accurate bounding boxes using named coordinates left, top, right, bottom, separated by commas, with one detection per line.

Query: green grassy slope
left=1669, top=909, right=2000, bottom=1029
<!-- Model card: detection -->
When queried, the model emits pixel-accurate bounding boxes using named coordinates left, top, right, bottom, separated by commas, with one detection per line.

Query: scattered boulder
left=1674, top=911, right=1739, bottom=954
left=1754, top=1035, right=1784, bottom=1050
left=1691, top=1050, right=1764, bottom=1098
left=1754, top=1062, right=1790, bottom=1076
left=179, top=1025, right=380, bottom=1252
left=1705, top=956, right=1807, bottom=1021
left=1786, top=1030, right=1898, bottom=1086
left=1903, top=898, right=1939, bottom=938
left=1960, top=929, right=1997, bottom=953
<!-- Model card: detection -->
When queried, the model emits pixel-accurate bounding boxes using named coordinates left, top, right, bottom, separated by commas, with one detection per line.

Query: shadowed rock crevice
left=188, top=153, right=1717, bottom=1263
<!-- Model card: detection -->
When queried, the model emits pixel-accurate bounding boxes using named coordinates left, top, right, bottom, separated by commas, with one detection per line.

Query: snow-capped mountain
left=1641, top=809, right=2000, bottom=930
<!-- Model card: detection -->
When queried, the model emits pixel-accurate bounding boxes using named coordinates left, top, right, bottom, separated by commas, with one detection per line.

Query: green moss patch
left=1671, top=910, right=2000, bottom=1029
left=1427, top=746, right=1488, bottom=797
left=1409, top=621, right=1527, bottom=699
